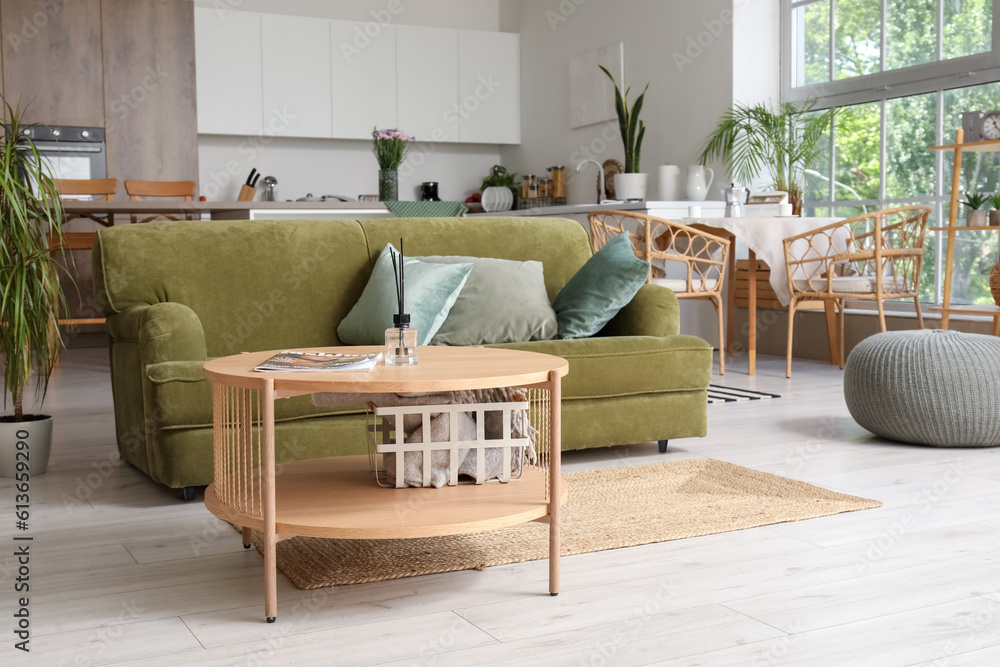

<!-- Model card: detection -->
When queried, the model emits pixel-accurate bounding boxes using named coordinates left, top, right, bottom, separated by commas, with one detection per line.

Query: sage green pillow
left=337, top=244, right=473, bottom=346
left=553, top=232, right=649, bottom=339
left=419, top=255, right=558, bottom=345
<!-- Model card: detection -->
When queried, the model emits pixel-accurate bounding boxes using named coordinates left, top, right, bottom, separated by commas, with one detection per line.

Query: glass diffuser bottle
left=384, top=241, right=418, bottom=365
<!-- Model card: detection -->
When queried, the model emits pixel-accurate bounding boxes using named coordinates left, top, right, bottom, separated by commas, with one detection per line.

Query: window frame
left=781, top=0, right=1000, bottom=109
left=782, top=0, right=1000, bottom=306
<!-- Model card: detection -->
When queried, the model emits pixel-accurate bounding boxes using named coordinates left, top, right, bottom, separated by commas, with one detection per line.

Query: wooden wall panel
left=1, top=0, right=105, bottom=126
left=101, top=0, right=197, bottom=191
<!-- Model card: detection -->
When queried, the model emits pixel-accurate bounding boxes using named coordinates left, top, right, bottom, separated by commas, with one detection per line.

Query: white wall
left=498, top=0, right=736, bottom=204
left=194, top=0, right=503, bottom=202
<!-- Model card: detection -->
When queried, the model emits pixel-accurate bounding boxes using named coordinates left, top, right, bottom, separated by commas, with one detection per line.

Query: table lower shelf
left=205, top=455, right=563, bottom=540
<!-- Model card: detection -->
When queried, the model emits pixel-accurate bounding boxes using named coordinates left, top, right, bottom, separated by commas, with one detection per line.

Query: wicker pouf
left=844, top=330, right=1000, bottom=447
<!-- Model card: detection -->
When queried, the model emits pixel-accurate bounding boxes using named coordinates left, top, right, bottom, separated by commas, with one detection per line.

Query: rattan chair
left=589, top=210, right=731, bottom=374
left=782, top=204, right=931, bottom=378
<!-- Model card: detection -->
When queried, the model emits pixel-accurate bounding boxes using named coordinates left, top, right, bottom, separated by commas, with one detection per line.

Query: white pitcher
left=686, top=165, right=714, bottom=201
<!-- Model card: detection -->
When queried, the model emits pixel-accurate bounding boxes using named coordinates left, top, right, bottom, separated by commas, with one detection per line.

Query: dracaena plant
left=599, top=65, right=648, bottom=173
left=0, top=99, right=67, bottom=421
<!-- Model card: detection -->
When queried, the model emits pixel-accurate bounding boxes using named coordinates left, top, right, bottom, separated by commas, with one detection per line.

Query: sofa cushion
left=360, top=217, right=593, bottom=302
left=420, top=255, right=558, bottom=345
left=490, top=335, right=712, bottom=400
left=337, top=244, right=473, bottom=346
left=553, top=233, right=650, bottom=339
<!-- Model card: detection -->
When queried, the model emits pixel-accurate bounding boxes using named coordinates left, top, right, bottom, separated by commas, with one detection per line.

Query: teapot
left=724, top=183, right=749, bottom=218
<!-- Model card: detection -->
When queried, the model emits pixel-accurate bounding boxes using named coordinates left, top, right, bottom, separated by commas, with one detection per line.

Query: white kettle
left=686, top=165, right=714, bottom=201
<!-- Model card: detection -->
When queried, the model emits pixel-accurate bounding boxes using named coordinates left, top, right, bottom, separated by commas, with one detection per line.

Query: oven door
left=32, top=140, right=107, bottom=181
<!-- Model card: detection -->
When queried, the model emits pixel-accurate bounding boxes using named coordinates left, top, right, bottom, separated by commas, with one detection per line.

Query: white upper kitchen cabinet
left=396, top=26, right=459, bottom=143
left=260, top=14, right=333, bottom=138
left=194, top=8, right=264, bottom=135
left=458, top=31, right=520, bottom=144
left=330, top=20, right=396, bottom=139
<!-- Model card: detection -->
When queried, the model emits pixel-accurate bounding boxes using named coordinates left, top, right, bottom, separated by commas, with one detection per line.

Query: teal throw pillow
left=553, top=232, right=649, bottom=339
left=337, top=243, right=473, bottom=346
left=419, top=255, right=558, bottom=345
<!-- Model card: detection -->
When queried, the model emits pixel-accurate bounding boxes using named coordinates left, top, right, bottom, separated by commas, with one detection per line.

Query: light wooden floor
left=4, top=347, right=1000, bottom=666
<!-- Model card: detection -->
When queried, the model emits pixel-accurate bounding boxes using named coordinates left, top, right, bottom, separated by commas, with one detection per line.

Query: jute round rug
left=250, top=458, right=881, bottom=590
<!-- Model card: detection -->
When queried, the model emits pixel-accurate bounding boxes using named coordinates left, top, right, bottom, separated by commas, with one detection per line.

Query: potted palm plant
left=1, top=100, right=67, bottom=477
left=699, top=100, right=841, bottom=215
left=599, top=65, right=648, bottom=201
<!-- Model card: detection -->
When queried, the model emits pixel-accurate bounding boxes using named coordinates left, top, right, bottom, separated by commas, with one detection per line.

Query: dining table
left=685, top=216, right=842, bottom=375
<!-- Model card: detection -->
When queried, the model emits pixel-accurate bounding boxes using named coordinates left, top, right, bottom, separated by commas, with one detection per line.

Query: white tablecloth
left=686, top=217, right=842, bottom=306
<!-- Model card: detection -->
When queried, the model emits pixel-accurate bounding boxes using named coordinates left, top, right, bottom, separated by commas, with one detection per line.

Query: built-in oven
left=17, top=124, right=107, bottom=182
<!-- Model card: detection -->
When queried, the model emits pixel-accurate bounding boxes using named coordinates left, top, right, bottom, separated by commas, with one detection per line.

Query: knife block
left=237, top=184, right=256, bottom=202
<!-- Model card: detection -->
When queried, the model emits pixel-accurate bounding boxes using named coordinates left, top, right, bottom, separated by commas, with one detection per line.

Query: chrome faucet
left=576, top=159, right=615, bottom=205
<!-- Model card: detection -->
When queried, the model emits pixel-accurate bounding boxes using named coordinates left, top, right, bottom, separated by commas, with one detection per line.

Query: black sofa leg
left=181, top=486, right=197, bottom=501
left=658, top=440, right=669, bottom=453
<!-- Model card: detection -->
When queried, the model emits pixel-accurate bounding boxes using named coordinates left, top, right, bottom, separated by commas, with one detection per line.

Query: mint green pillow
left=553, top=232, right=649, bottom=339
left=337, top=244, right=473, bottom=345
left=419, top=255, right=558, bottom=345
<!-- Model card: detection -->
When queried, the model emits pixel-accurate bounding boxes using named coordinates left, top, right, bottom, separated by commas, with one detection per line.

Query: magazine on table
left=254, top=350, right=382, bottom=372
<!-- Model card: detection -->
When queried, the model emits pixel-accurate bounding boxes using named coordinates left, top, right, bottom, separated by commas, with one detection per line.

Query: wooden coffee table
left=202, top=346, right=569, bottom=623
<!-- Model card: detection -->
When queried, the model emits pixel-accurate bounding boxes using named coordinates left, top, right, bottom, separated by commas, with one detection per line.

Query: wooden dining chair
left=782, top=204, right=931, bottom=377
left=45, top=179, right=121, bottom=359
left=124, top=179, right=197, bottom=223
left=589, top=210, right=731, bottom=374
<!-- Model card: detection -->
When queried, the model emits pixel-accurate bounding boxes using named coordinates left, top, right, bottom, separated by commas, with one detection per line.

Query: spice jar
left=538, top=178, right=552, bottom=198
left=522, top=174, right=536, bottom=199
left=549, top=166, right=566, bottom=198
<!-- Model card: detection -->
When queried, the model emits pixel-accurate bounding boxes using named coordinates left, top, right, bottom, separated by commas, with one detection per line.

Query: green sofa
left=93, top=217, right=712, bottom=496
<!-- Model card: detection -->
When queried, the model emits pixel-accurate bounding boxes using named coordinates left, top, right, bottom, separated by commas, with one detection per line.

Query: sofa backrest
left=93, top=216, right=592, bottom=357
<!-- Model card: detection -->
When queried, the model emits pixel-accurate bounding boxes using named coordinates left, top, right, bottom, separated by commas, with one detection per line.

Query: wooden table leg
left=993, top=313, right=1000, bottom=338
left=548, top=370, right=561, bottom=597
left=748, top=249, right=757, bottom=375
left=824, top=300, right=840, bottom=366
left=261, top=379, right=278, bottom=623
left=726, top=236, right=737, bottom=357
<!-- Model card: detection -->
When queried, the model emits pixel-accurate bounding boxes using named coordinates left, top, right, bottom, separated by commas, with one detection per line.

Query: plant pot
left=0, top=415, right=52, bottom=477
left=990, top=210, right=1000, bottom=227
left=614, top=173, right=648, bottom=201
left=966, top=209, right=988, bottom=227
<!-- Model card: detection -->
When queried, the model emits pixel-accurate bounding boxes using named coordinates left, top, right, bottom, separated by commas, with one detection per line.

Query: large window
left=783, top=0, right=1000, bottom=305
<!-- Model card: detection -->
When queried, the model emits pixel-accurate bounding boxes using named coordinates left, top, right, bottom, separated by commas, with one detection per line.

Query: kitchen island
left=60, top=199, right=392, bottom=222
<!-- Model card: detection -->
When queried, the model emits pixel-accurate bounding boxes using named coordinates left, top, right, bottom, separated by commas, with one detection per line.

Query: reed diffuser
left=384, top=240, right=418, bottom=365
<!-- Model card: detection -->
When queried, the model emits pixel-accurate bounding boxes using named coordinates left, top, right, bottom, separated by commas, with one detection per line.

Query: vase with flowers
left=372, top=127, right=414, bottom=202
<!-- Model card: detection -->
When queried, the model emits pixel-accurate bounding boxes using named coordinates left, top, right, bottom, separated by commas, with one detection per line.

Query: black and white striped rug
left=708, top=385, right=781, bottom=404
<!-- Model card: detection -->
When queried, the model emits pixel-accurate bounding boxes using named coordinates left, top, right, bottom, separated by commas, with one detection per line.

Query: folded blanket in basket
left=312, top=388, right=537, bottom=488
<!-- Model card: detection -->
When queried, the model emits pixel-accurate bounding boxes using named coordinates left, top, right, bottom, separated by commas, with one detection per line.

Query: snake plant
left=599, top=65, right=648, bottom=174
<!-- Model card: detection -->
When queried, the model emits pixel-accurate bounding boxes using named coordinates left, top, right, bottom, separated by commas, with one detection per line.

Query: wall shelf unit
left=929, top=129, right=1000, bottom=329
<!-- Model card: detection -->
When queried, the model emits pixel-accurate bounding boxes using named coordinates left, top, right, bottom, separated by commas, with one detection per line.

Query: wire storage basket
left=365, top=393, right=542, bottom=489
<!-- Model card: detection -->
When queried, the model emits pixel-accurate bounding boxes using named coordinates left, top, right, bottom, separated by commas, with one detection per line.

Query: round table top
left=202, top=345, right=568, bottom=393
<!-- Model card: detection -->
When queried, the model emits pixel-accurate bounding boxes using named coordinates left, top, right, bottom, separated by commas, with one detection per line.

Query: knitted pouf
left=844, top=330, right=1000, bottom=447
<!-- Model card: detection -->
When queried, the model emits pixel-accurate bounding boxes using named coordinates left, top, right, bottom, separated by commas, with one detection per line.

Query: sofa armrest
left=109, top=302, right=208, bottom=365
left=599, top=284, right=679, bottom=338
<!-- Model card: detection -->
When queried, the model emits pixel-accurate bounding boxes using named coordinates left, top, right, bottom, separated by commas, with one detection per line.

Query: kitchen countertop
left=466, top=200, right=724, bottom=217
